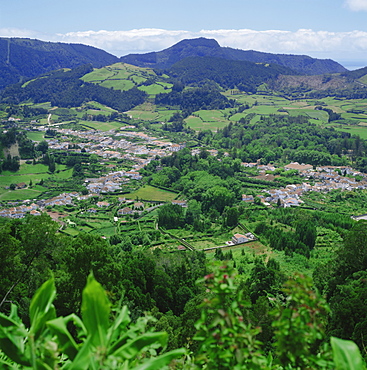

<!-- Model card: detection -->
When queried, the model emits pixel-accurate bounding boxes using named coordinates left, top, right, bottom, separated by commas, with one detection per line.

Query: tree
left=202, top=186, right=235, bottom=214
left=225, top=207, right=239, bottom=227
left=0, top=225, right=22, bottom=306
left=296, top=218, right=317, bottom=250
left=72, top=163, right=84, bottom=177
left=0, top=214, right=60, bottom=312
left=157, top=204, right=184, bottom=229
left=185, top=199, right=202, bottom=225
left=48, top=155, right=56, bottom=173
left=36, top=140, right=48, bottom=154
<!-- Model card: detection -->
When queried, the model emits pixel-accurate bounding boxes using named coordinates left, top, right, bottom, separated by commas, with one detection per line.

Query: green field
left=100, top=79, right=135, bottom=91
left=183, top=94, right=367, bottom=131
left=186, top=110, right=231, bottom=131
left=27, top=131, right=45, bottom=142
left=81, top=63, right=158, bottom=92
left=138, top=84, right=171, bottom=96
left=127, top=185, right=178, bottom=202
left=155, top=109, right=176, bottom=121
left=0, top=164, right=72, bottom=200
left=80, top=120, right=123, bottom=131
left=0, top=188, right=43, bottom=201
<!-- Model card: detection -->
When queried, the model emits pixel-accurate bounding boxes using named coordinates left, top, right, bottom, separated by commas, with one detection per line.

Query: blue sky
left=1, top=0, right=367, bottom=68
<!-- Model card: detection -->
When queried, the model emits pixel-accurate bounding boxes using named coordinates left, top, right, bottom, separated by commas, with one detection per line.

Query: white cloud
left=345, top=0, right=367, bottom=11
left=1, top=27, right=367, bottom=64
left=56, top=29, right=194, bottom=56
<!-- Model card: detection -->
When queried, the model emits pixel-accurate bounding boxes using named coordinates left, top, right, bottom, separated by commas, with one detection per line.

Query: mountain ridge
left=120, top=37, right=347, bottom=76
left=0, top=38, right=119, bottom=89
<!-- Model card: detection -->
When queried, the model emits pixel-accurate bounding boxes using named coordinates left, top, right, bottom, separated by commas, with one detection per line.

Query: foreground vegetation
left=0, top=259, right=365, bottom=369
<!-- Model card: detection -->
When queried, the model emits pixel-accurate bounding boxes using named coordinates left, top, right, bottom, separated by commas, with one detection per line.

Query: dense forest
left=0, top=211, right=366, bottom=369
left=194, top=114, right=367, bottom=170
left=155, top=84, right=236, bottom=115
left=166, top=56, right=296, bottom=92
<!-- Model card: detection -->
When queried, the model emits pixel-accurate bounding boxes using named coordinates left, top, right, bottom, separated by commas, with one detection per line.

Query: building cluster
left=242, top=162, right=367, bottom=208
left=45, top=128, right=184, bottom=169
left=0, top=201, right=40, bottom=218
left=84, top=169, right=143, bottom=194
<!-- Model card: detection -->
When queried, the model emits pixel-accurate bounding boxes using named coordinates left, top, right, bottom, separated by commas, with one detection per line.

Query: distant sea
left=339, top=60, right=366, bottom=71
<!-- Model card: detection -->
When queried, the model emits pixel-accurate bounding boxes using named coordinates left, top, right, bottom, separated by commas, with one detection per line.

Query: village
left=242, top=162, right=367, bottom=208
left=1, top=121, right=367, bottom=250
left=1, top=136, right=366, bottom=225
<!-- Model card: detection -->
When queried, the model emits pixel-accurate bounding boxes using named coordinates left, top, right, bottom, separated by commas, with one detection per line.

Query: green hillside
left=81, top=63, right=172, bottom=93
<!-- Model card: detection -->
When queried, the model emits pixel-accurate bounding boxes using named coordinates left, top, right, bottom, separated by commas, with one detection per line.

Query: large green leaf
left=107, top=305, right=130, bottom=345
left=133, top=348, right=186, bottom=370
left=29, top=277, right=56, bottom=339
left=66, top=336, right=95, bottom=370
left=47, top=314, right=86, bottom=360
left=331, top=336, right=364, bottom=370
left=81, top=273, right=111, bottom=348
left=0, top=333, right=31, bottom=367
left=0, top=305, right=25, bottom=329
left=112, top=332, right=168, bottom=360
left=0, top=305, right=30, bottom=367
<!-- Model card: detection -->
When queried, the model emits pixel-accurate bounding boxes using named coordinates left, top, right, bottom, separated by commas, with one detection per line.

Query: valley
left=1, top=37, right=367, bottom=369
left=0, top=90, right=366, bottom=273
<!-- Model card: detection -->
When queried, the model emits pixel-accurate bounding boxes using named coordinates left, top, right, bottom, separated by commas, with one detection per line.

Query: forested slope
left=0, top=38, right=119, bottom=89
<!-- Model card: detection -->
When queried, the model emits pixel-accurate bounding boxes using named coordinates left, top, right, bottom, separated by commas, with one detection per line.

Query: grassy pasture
left=84, top=101, right=116, bottom=112
left=138, top=84, right=171, bottom=95
left=27, top=131, right=44, bottom=142
left=127, top=185, right=177, bottom=202
left=32, top=102, right=52, bottom=110
left=328, top=124, right=367, bottom=139
left=93, top=226, right=116, bottom=237
left=9, top=163, right=57, bottom=175
left=84, top=109, right=111, bottom=117
left=129, top=110, right=160, bottom=120
left=185, top=110, right=230, bottom=131
left=0, top=166, right=72, bottom=199
left=82, top=68, right=115, bottom=82
left=100, top=79, right=135, bottom=91
left=155, top=109, right=176, bottom=121
left=131, top=75, right=146, bottom=84
left=78, top=120, right=123, bottom=131
left=82, top=63, right=157, bottom=92
left=248, top=105, right=283, bottom=115
left=221, top=94, right=367, bottom=138
left=0, top=188, right=43, bottom=201
left=304, top=110, right=328, bottom=121
left=62, top=228, right=80, bottom=237
left=185, top=115, right=204, bottom=127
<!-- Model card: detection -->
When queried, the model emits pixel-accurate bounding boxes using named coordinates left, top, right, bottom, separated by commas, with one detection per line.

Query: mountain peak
left=171, top=37, right=220, bottom=49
